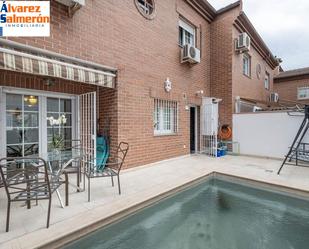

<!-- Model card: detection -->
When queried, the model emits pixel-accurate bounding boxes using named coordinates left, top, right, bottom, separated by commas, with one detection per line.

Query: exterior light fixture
left=164, top=78, right=172, bottom=92
left=183, top=92, right=190, bottom=110
left=195, top=90, right=204, bottom=97
left=43, top=78, right=55, bottom=87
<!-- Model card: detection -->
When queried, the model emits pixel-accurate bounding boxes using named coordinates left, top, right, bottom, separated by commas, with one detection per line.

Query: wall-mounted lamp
left=164, top=78, right=172, bottom=92
left=43, top=78, right=55, bottom=87
left=212, top=98, right=222, bottom=103
left=183, top=93, right=190, bottom=110
left=195, top=90, right=204, bottom=97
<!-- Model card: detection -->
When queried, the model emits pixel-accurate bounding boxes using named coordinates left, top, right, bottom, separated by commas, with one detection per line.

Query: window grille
left=154, top=99, right=178, bottom=135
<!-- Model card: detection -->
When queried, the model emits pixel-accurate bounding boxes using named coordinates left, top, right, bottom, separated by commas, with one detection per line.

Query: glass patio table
left=34, top=148, right=85, bottom=208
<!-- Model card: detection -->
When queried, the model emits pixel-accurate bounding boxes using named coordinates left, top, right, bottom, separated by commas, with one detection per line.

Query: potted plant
left=47, top=115, right=67, bottom=153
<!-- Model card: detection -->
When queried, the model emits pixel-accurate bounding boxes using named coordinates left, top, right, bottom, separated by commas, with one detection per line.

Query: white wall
left=233, top=112, right=309, bottom=159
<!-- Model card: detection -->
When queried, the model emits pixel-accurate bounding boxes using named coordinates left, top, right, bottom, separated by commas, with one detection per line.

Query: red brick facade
left=210, top=7, right=237, bottom=126
left=274, top=76, right=309, bottom=104
left=0, top=0, right=279, bottom=168
left=210, top=4, right=279, bottom=127
left=0, top=0, right=211, bottom=168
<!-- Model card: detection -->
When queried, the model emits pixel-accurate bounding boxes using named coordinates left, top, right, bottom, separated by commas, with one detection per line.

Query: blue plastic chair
left=96, top=136, right=109, bottom=171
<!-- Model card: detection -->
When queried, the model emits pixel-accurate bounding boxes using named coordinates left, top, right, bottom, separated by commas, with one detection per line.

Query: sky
left=207, top=0, right=309, bottom=71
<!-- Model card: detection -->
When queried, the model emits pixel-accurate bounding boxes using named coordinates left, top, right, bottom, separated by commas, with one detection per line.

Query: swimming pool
left=64, top=176, right=309, bottom=249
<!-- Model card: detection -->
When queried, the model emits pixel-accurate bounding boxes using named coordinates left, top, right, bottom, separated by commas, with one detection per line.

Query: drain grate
left=265, top=169, right=274, bottom=173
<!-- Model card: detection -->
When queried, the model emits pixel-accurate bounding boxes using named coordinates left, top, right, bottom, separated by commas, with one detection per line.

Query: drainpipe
left=235, top=96, right=241, bottom=114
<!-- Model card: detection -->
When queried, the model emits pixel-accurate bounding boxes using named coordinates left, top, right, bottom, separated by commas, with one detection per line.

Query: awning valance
left=0, top=47, right=116, bottom=88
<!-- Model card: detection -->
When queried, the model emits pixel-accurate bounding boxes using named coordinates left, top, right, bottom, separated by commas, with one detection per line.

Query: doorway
left=190, top=106, right=197, bottom=153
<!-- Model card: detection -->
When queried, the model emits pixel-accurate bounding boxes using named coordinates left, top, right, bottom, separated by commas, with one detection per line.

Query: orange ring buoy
left=219, top=125, right=232, bottom=140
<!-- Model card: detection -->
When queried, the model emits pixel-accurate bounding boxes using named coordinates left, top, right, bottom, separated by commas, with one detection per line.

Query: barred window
left=154, top=99, right=178, bottom=135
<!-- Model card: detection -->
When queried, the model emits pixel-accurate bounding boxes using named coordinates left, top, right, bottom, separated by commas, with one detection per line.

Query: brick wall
left=210, top=9, right=237, bottom=127
left=98, top=87, right=118, bottom=158
left=210, top=6, right=277, bottom=128
left=274, top=77, right=309, bottom=104
left=0, top=0, right=211, bottom=168
left=232, top=27, right=275, bottom=106
left=114, top=0, right=211, bottom=167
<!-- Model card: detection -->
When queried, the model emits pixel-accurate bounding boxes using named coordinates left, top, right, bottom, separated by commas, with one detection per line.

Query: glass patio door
left=6, top=94, right=39, bottom=157
left=1, top=90, right=77, bottom=158
left=46, top=97, right=73, bottom=152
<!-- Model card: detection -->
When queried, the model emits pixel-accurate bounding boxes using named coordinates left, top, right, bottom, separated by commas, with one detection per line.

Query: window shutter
left=178, top=19, right=195, bottom=35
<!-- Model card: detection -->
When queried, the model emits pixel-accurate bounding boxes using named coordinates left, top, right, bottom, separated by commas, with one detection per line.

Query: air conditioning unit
left=54, top=0, right=85, bottom=6
left=270, top=92, right=279, bottom=102
left=181, top=44, right=201, bottom=64
left=235, top=33, right=251, bottom=52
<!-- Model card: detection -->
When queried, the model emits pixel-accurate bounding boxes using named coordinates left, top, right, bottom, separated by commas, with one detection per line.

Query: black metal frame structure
left=0, top=157, right=68, bottom=232
left=278, top=105, right=309, bottom=174
left=61, top=139, right=84, bottom=192
left=84, top=142, right=129, bottom=202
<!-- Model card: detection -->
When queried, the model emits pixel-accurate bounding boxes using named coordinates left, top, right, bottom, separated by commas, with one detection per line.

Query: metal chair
left=0, top=157, right=68, bottom=232
left=84, top=142, right=129, bottom=202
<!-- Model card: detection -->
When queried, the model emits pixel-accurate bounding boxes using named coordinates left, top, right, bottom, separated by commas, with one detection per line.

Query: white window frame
left=264, top=71, right=270, bottom=90
left=179, top=19, right=196, bottom=47
left=154, top=99, right=178, bottom=136
left=243, top=53, right=251, bottom=77
left=46, top=97, right=74, bottom=152
left=5, top=93, right=40, bottom=157
left=0, top=87, right=77, bottom=158
left=298, top=87, right=309, bottom=100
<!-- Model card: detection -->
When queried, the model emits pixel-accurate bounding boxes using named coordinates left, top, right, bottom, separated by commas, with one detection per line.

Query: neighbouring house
left=0, top=0, right=281, bottom=169
left=210, top=1, right=280, bottom=126
left=274, top=67, right=309, bottom=104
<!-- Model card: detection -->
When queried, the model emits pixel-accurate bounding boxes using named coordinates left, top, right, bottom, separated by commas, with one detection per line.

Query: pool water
left=64, top=177, right=309, bottom=249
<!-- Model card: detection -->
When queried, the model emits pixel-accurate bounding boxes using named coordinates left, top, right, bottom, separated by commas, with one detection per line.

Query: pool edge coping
left=43, top=171, right=309, bottom=249
left=213, top=172, right=309, bottom=199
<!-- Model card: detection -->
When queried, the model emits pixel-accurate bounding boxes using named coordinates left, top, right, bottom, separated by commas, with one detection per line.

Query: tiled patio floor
left=1, top=154, right=309, bottom=249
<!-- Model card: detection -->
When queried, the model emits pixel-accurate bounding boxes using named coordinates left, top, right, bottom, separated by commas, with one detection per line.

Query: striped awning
left=0, top=47, right=116, bottom=88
